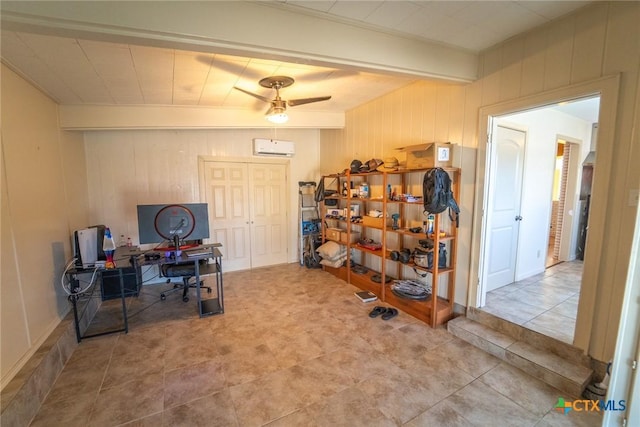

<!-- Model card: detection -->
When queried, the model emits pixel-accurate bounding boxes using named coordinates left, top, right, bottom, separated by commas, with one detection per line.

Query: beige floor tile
left=218, top=343, right=281, bottom=386
left=118, top=411, right=163, bottom=426
left=446, top=380, right=540, bottom=427
left=537, top=407, right=603, bottom=427
left=356, top=369, right=440, bottom=425
left=482, top=299, right=548, bottom=325
left=547, top=300, right=579, bottom=320
left=302, top=386, right=396, bottom=427
left=29, top=263, right=590, bottom=427
left=164, top=359, right=226, bottom=409
left=483, top=260, right=582, bottom=343
left=478, top=362, right=563, bottom=417
left=264, top=328, right=326, bottom=368
left=405, top=399, right=475, bottom=427
left=29, top=392, right=96, bottom=427
left=162, top=389, right=239, bottom=427
left=88, top=374, right=164, bottom=426
left=524, top=312, right=576, bottom=344
left=229, top=368, right=306, bottom=426
left=427, top=337, right=502, bottom=378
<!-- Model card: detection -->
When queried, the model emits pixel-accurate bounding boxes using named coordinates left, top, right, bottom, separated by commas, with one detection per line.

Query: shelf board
left=323, top=265, right=348, bottom=281
left=386, top=228, right=426, bottom=237
left=409, top=264, right=454, bottom=275
left=350, top=269, right=390, bottom=294
left=350, top=243, right=384, bottom=255
left=384, top=284, right=453, bottom=326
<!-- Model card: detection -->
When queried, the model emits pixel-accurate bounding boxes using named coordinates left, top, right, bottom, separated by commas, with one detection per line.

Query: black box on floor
left=100, top=267, right=141, bottom=301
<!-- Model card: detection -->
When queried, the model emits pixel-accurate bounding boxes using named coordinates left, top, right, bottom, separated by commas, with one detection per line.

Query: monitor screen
left=137, top=203, right=210, bottom=245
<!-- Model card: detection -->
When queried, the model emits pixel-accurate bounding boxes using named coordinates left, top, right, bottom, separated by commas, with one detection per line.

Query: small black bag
left=427, top=243, right=447, bottom=269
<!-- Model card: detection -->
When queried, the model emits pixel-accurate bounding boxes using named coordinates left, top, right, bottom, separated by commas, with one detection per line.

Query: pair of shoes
left=368, top=306, right=399, bottom=320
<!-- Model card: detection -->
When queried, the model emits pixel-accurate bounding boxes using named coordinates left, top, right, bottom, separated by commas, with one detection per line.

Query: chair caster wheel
left=160, top=294, right=166, bottom=300
left=183, top=296, right=189, bottom=302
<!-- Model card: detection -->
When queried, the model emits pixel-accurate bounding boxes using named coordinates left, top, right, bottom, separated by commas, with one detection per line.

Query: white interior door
left=249, top=163, right=288, bottom=268
left=202, top=160, right=288, bottom=271
left=203, top=161, right=251, bottom=271
left=485, top=124, right=526, bottom=292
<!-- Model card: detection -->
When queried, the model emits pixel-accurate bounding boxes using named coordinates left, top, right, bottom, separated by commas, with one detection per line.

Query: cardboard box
left=324, top=219, right=339, bottom=229
left=340, top=230, right=360, bottom=244
left=326, top=228, right=342, bottom=241
left=397, top=142, right=454, bottom=169
left=362, top=216, right=390, bottom=228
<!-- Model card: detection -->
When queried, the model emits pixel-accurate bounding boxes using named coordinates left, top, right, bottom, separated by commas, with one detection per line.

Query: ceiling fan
left=234, top=76, right=331, bottom=123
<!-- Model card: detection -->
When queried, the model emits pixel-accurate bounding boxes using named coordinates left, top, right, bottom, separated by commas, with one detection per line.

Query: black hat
left=350, top=159, right=362, bottom=173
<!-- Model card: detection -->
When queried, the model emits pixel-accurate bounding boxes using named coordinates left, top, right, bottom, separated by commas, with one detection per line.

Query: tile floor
left=29, top=263, right=600, bottom=426
left=482, top=261, right=583, bottom=344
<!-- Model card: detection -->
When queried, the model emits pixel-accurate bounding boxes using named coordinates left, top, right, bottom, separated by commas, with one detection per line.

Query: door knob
left=515, top=215, right=523, bottom=221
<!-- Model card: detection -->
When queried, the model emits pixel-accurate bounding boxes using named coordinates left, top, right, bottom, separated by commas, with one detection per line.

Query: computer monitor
left=137, top=203, right=210, bottom=248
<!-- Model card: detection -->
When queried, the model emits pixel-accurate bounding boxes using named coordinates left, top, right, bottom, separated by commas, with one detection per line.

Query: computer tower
left=73, top=225, right=107, bottom=268
left=100, top=267, right=141, bottom=301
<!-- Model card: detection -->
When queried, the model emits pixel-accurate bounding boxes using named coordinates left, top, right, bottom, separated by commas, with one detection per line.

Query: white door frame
left=478, top=121, right=527, bottom=304
left=197, top=156, right=291, bottom=271
left=604, top=196, right=640, bottom=426
left=468, top=75, right=620, bottom=354
left=552, top=135, right=583, bottom=262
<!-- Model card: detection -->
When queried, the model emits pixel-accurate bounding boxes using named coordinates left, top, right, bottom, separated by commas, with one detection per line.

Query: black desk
left=137, top=244, right=225, bottom=318
left=66, top=247, right=142, bottom=343
left=66, top=244, right=224, bottom=342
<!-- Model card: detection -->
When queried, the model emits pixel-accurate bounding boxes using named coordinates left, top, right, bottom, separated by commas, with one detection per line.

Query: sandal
left=381, top=308, right=398, bottom=320
left=368, top=306, right=388, bottom=318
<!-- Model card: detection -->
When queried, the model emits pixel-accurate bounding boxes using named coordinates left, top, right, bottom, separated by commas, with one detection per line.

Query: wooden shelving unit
left=319, top=167, right=460, bottom=327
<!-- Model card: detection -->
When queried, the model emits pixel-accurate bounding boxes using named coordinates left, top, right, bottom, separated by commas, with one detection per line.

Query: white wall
left=83, top=129, right=322, bottom=265
left=1, top=65, right=89, bottom=386
left=498, top=109, right=593, bottom=279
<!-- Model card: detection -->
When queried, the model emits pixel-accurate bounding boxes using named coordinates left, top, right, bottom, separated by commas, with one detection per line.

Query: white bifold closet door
left=203, top=161, right=288, bottom=272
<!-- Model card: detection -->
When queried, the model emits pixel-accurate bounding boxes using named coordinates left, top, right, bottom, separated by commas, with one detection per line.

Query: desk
left=66, top=244, right=224, bottom=342
left=137, top=244, right=225, bottom=318
left=66, top=247, right=142, bottom=343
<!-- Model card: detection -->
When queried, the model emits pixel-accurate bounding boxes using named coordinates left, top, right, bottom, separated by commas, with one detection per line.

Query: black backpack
left=423, top=168, right=460, bottom=226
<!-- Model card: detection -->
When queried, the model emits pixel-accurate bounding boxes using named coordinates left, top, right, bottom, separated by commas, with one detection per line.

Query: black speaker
left=100, top=267, right=140, bottom=301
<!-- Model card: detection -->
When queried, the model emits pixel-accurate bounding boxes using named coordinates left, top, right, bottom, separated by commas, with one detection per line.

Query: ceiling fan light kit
left=234, top=75, right=331, bottom=124
left=266, top=110, right=288, bottom=124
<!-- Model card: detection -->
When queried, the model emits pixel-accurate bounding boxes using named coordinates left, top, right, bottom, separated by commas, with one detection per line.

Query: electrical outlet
left=629, top=189, right=639, bottom=207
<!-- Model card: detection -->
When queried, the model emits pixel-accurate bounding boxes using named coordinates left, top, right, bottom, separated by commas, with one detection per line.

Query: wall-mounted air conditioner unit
left=253, top=138, right=295, bottom=157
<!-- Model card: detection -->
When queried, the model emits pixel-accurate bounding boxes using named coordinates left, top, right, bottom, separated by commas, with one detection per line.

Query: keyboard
left=186, top=251, right=211, bottom=257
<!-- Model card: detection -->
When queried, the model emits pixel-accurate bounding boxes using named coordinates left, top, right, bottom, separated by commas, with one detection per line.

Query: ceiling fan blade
left=233, top=86, right=271, bottom=103
left=287, top=96, right=331, bottom=107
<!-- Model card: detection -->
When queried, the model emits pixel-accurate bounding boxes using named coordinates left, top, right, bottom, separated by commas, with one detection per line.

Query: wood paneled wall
left=83, top=128, right=322, bottom=266
left=320, top=2, right=640, bottom=361
left=320, top=81, right=478, bottom=308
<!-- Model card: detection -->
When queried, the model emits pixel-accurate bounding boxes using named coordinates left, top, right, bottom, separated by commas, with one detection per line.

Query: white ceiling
left=281, top=0, right=592, bottom=52
left=0, top=1, right=595, bottom=121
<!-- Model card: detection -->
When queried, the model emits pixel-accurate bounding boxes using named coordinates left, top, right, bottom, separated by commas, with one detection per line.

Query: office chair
left=159, top=241, right=212, bottom=302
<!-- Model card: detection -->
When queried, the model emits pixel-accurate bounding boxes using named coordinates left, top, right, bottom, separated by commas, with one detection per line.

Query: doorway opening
left=478, top=96, right=600, bottom=345
left=547, top=140, right=565, bottom=268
